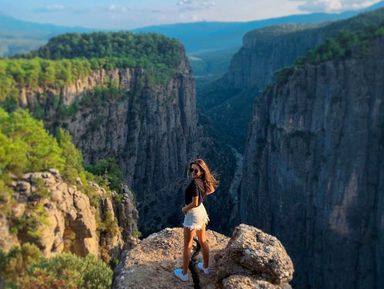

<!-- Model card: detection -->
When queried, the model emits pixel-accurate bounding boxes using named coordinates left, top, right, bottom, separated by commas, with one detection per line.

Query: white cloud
left=177, top=0, right=193, bottom=5
left=35, top=4, right=65, bottom=13
left=107, top=4, right=130, bottom=13
left=35, top=3, right=132, bottom=15
left=291, top=0, right=381, bottom=12
left=176, top=0, right=216, bottom=10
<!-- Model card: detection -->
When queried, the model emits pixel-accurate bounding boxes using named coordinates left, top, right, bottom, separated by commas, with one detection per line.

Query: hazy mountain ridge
left=0, top=12, right=93, bottom=56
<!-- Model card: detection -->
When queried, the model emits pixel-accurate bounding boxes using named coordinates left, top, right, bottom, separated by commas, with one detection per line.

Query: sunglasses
left=189, top=168, right=200, bottom=174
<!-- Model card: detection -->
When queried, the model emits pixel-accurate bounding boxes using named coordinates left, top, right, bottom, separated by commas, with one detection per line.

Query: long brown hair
left=187, top=158, right=219, bottom=196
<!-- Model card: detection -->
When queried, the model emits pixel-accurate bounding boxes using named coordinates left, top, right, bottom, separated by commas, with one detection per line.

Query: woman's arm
left=206, top=190, right=215, bottom=196
left=182, top=196, right=199, bottom=213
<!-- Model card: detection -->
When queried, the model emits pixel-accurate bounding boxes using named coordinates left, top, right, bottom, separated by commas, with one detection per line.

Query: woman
left=174, top=158, right=219, bottom=282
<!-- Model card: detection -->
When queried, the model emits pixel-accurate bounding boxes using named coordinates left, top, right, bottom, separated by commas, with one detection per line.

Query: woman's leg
left=196, top=224, right=209, bottom=268
left=183, top=227, right=195, bottom=274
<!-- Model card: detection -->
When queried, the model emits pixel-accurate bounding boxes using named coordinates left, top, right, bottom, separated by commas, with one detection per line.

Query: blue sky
left=0, top=0, right=381, bottom=29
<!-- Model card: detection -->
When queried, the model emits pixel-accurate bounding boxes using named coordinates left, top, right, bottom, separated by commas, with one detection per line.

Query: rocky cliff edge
left=112, top=224, right=294, bottom=289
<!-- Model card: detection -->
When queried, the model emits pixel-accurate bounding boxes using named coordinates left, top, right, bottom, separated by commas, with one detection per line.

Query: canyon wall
left=16, top=50, right=199, bottom=236
left=240, top=37, right=384, bottom=289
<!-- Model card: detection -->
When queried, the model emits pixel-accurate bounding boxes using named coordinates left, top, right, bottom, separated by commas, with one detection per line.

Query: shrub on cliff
left=24, top=253, right=113, bottom=289
left=0, top=107, right=65, bottom=176
left=1, top=245, right=112, bottom=289
left=86, top=157, right=124, bottom=194
left=0, top=243, right=43, bottom=288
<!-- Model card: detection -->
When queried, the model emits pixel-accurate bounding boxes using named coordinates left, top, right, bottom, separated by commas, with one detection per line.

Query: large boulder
left=215, top=224, right=294, bottom=285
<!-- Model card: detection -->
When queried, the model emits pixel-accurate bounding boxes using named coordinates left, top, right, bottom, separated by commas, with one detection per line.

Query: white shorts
left=183, top=203, right=210, bottom=230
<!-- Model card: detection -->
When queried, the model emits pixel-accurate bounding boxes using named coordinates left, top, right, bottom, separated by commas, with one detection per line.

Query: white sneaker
left=174, top=268, right=189, bottom=282
left=197, top=262, right=209, bottom=274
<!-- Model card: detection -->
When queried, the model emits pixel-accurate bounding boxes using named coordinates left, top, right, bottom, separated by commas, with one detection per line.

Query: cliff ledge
left=112, top=224, right=294, bottom=289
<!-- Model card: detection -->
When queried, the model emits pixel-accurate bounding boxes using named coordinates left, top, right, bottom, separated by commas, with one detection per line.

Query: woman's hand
left=182, top=206, right=188, bottom=214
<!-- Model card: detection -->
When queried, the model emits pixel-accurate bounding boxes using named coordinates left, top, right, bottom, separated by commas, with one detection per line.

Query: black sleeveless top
left=184, top=179, right=205, bottom=206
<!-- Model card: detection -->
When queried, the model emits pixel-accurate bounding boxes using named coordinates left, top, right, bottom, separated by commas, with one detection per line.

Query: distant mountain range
left=136, top=1, right=384, bottom=53
left=134, top=1, right=384, bottom=77
left=0, top=12, right=93, bottom=37
left=133, top=11, right=360, bottom=54
left=1, top=1, right=384, bottom=74
left=0, top=12, right=93, bottom=56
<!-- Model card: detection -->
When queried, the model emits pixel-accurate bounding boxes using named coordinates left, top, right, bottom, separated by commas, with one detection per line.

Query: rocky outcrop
left=115, top=185, right=139, bottom=243
left=215, top=224, right=294, bottom=285
left=0, top=169, right=138, bottom=262
left=240, top=36, right=384, bottom=289
left=0, top=214, right=19, bottom=253
left=16, top=49, right=199, bottom=236
left=112, top=224, right=294, bottom=289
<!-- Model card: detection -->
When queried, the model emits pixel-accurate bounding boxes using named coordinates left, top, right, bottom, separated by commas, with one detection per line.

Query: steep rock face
left=240, top=37, right=384, bottom=289
left=19, top=67, right=140, bottom=108
left=224, top=24, right=322, bottom=90
left=17, top=51, right=199, bottom=236
left=112, top=224, right=294, bottom=289
left=0, top=169, right=138, bottom=262
left=197, top=8, right=384, bottom=151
